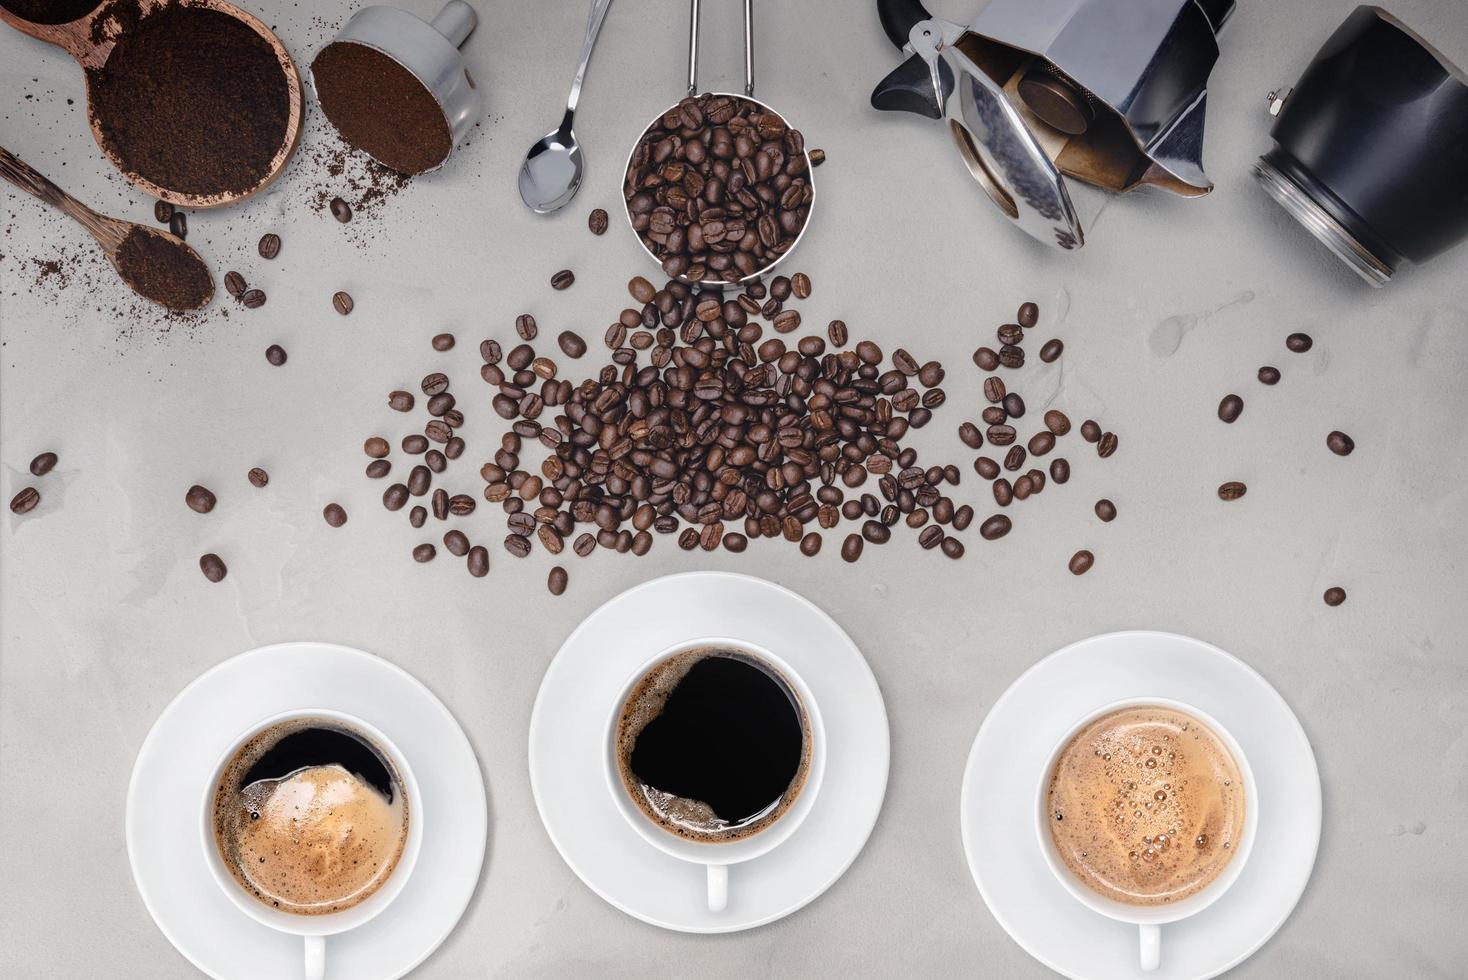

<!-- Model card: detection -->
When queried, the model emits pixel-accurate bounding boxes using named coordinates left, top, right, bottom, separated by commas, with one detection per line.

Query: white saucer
left=125, top=642, right=487, bottom=980
left=529, top=571, right=889, bottom=933
left=960, top=631, right=1321, bottom=980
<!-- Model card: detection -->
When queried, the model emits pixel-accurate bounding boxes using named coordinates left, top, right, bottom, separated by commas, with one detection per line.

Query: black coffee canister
left=1253, top=6, right=1468, bottom=285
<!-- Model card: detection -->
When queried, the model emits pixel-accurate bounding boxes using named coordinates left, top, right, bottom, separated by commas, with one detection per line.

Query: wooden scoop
left=0, top=145, right=215, bottom=311
left=0, top=0, right=304, bottom=208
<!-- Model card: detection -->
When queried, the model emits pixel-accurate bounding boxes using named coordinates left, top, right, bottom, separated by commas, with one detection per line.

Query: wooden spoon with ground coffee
left=0, top=0, right=304, bottom=208
left=0, top=146, right=214, bottom=311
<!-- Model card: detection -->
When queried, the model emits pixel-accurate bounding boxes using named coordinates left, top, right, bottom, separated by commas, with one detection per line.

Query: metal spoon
left=518, top=0, right=614, bottom=214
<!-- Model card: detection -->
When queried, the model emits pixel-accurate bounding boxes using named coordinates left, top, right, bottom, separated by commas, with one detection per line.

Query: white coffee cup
left=201, top=709, right=424, bottom=980
left=604, top=638, right=826, bottom=913
left=1034, top=697, right=1258, bottom=973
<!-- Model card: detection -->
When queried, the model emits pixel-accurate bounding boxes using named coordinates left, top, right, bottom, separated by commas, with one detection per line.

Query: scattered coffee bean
left=841, top=533, right=863, bottom=562
left=723, top=532, right=749, bottom=553
left=1095, top=498, right=1116, bottom=522
left=1080, top=419, right=1101, bottom=442
left=224, top=270, right=246, bottom=296
left=409, top=505, right=427, bottom=528
left=1323, top=586, right=1347, bottom=607
left=1039, top=339, right=1063, bottom=363
left=10, top=487, right=40, bottom=514
left=993, top=479, right=1013, bottom=506
left=983, top=377, right=1006, bottom=403
left=975, top=456, right=999, bottom=479
left=1017, top=301, right=1039, bottom=328
left=242, top=288, right=267, bottom=309
left=364, top=436, right=389, bottom=458
left=987, top=424, right=1017, bottom=446
left=809, top=148, right=826, bottom=166
left=952, top=505, right=973, bottom=531
left=401, top=434, right=428, bottom=454
left=388, top=390, right=414, bottom=412
left=185, top=484, right=217, bottom=514
left=332, top=291, right=354, bottom=315
left=959, top=422, right=983, bottom=449
left=1097, top=432, right=1118, bottom=458
left=588, top=208, right=609, bottom=235
left=558, top=331, right=587, bottom=358
left=997, top=323, right=1023, bottom=346
left=29, top=452, right=57, bottom=477
left=974, top=347, right=999, bottom=371
left=548, top=565, right=568, bottom=595
left=1004, top=446, right=1027, bottom=471
left=1217, top=481, right=1247, bottom=501
left=799, top=531, right=821, bottom=556
left=154, top=200, right=174, bottom=223
left=791, top=273, right=812, bottom=300
left=1218, top=394, right=1244, bottom=423
left=827, top=320, right=848, bottom=346
left=1068, top=549, right=1094, bottom=575
left=515, top=313, right=538, bottom=341
left=628, top=276, right=655, bottom=303
left=257, top=233, right=281, bottom=259
left=979, top=514, right=1011, bottom=540
left=441, top=529, right=469, bottom=557
left=432, top=332, right=455, bottom=351
left=467, top=545, right=490, bottom=577
left=1286, top=332, right=1313, bottom=352
left=169, top=211, right=187, bottom=240
left=1049, top=458, right=1069, bottom=484
left=412, top=543, right=435, bottom=563
left=323, top=503, right=348, bottom=527
left=365, top=459, right=390, bottom=478
left=247, top=467, right=269, bottom=488
left=330, top=196, right=352, bottom=222
left=550, top=269, right=575, bottom=290
left=1028, top=432, right=1055, bottom=456
left=199, top=553, right=226, bottom=583
left=383, top=483, right=409, bottom=510
left=941, top=536, right=964, bottom=559
left=1326, top=430, right=1355, bottom=456
left=1258, top=366, right=1280, bottom=385
left=421, top=372, right=449, bottom=396
left=1044, top=410, right=1070, bottom=436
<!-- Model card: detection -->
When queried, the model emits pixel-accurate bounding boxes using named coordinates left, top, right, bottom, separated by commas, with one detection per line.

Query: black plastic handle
left=878, top=0, right=933, bottom=49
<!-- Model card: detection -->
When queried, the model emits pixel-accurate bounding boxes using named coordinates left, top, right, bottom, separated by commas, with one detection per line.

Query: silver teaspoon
left=519, top=0, right=615, bottom=214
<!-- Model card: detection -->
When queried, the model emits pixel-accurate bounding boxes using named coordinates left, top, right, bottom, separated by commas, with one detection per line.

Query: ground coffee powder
left=114, top=226, right=213, bottom=310
left=87, top=4, right=290, bottom=197
left=0, top=0, right=99, bottom=23
left=312, top=41, right=451, bottom=176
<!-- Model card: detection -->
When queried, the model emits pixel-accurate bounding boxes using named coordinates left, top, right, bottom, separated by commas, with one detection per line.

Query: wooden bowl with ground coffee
left=0, top=0, right=305, bottom=208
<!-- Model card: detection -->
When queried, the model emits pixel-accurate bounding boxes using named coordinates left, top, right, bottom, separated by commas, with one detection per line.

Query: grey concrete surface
left=3, top=0, right=1467, bottom=976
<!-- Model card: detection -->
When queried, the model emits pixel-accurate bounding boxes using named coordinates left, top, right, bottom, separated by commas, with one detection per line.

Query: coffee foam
left=212, top=720, right=408, bottom=916
left=1046, top=706, right=1245, bottom=906
left=614, top=648, right=811, bottom=842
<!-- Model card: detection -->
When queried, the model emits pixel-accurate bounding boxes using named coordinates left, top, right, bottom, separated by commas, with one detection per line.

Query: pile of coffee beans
left=625, top=93, right=812, bottom=284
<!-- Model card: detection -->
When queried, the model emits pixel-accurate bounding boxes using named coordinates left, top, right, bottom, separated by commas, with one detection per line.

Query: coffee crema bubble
left=615, top=649, right=811, bottom=843
left=1046, top=706, right=1245, bottom=906
left=211, top=719, right=408, bottom=916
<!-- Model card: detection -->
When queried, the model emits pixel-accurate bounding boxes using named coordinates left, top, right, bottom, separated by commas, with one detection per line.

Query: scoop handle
left=0, top=145, right=124, bottom=249
left=877, top=0, right=932, bottom=48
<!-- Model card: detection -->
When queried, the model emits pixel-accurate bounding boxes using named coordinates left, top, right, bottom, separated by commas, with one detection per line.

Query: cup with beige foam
left=1035, top=697, right=1258, bottom=972
left=201, top=709, right=423, bottom=980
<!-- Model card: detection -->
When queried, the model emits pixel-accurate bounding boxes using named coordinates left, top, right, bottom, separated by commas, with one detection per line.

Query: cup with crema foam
left=605, top=637, right=826, bottom=912
left=200, top=709, right=423, bottom=980
left=1035, top=697, right=1258, bottom=973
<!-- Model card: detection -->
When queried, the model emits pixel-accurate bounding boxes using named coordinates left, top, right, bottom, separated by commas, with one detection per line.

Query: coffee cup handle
left=305, top=935, right=325, bottom=980
left=706, top=863, right=728, bottom=912
left=1139, top=924, right=1160, bottom=972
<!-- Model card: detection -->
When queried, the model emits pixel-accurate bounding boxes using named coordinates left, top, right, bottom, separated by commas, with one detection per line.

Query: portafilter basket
left=622, top=0, right=816, bottom=289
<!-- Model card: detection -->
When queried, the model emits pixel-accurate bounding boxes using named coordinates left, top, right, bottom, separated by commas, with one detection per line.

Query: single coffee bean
left=1326, top=430, right=1355, bottom=456
left=262, top=344, right=287, bottom=368
left=154, top=200, right=174, bottom=223
left=791, top=272, right=812, bottom=299
left=1049, top=458, right=1069, bottom=484
left=242, top=289, right=267, bottom=309
left=412, top=543, right=436, bottom=563
left=504, top=534, right=531, bottom=558
left=1080, top=419, right=1101, bottom=443
left=185, top=484, right=217, bottom=514
left=388, top=390, right=414, bottom=412
left=997, top=323, right=1023, bottom=346
left=1028, top=431, right=1055, bottom=456
left=828, top=320, right=848, bottom=346
left=841, top=532, right=863, bottom=563
left=550, top=269, right=575, bottom=290
left=974, top=347, right=999, bottom=371
left=975, top=456, right=999, bottom=479
left=1097, top=432, right=1118, bottom=458
left=983, top=376, right=1006, bottom=403
left=224, top=270, right=246, bottom=297
left=467, top=546, right=490, bottom=577
left=979, top=514, right=1011, bottom=540
left=365, top=459, right=390, bottom=478
left=982, top=406, right=1008, bottom=426
left=247, top=467, right=269, bottom=487
left=432, top=332, right=455, bottom=351
left=443, top=529, right=470, bottom=556
left=332, top=291, right=354, bottom=315
left=723, top=531, right=749, bottom=553
left=1095, top=498, right=1116, bottom=522
left=199, top=553, right=226, bottom=583
left=507, top=344, right=534, bottom=370
left=9, top=487, right=40, bottom=514
left=1017, top=301, right=1039, bottom=328
left=426, top=392, right=454, bottom=416
left=1044, top=410, right=1070, bottom=435
left=1039, top=338, right=1063, bottom=363
left=809, top=148, right=826, bottom=165
left=424, top=420, right=452, bottom=444
left=1286, top=332, right=1313, bottom=352
left=409, top=505, right=427, bottom=528
left=383, top=483, right=409, bottom=511
left=169, top=211, right=187, bottom=239
left=401, top=434, right=428, bottom=454
left=1258, top=366, right=1281, bottom=385
left=588, top=208, right=609, bottom=235
left=558, top=331, right=587, bottom=358
left=999, top=345, right=1025, bottom=369
left=363, top=436, right=389, bottom=458
left=330, top=196, right=353, bottom=222
left=628, top=276, right=655, bottom=303
left=257, top=232, right=281, bottom=259
left=1069, top=550, right=1094, bottom=575
left=1014, top=475, right=1034, bottom=500
left=421, top=372, right=449, bottom=396
left=323, top=503, right=348, bottom=527
left=29, top=452, right=57, bottom=477
left=1323, top=586, right=1347, bottom=607
left=678, top=527, right=699, bottom=550
left=548, top=565, right=569, bottom=595
left=515, top=313, right=538, bottom=341
left=993, top=479, right=1013, bottom=506
left=1004, top=446, right=1027, bottom=471
left=480, top=339, right=503, bottom=364
left=941, top=536, right=964, bottom=559
left=958, top=422, right=983, bottom=449
left=1217, top=481, right=1247, bottom=501
left=919, top=525, right=944, bottom=550
left=1002, top=392, right=1025, bottom=418
left=953, top=504, right=974, bottom=531
left=448, top=494, right=475, bottom=516
left=987, top=424, right=1017, bottom=446
left=1218, top=394, right=1244, bottom=423
left=798, top=531, right=821, bottom=556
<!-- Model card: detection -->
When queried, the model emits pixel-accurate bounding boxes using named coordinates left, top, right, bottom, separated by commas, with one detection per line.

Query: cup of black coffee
left=200, top=709, right=423, bottom=980
left=605, top=639, right=825, bottom=911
